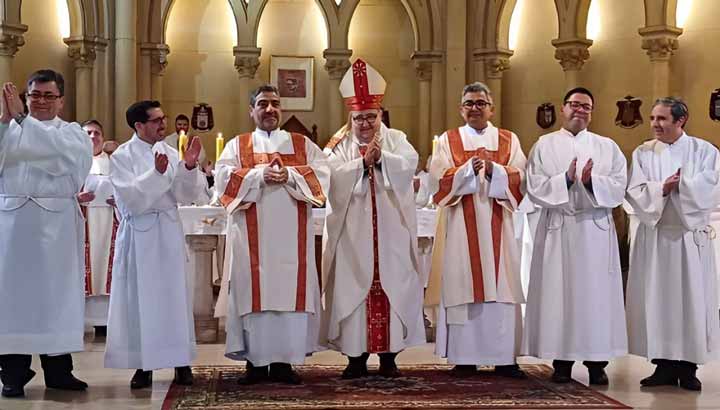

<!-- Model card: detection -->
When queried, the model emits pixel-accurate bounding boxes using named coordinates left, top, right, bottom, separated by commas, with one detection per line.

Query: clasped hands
left=471, top=148, right=493, bottom=177
left=363, top=138, right=382, bottom=168
left=0, top=83, right=27, bottom=124
left=263, top=157, right=289, bottom=185
left=566, top=158, right=593, bottom=185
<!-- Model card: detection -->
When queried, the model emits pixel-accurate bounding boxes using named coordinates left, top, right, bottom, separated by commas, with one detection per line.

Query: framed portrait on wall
left=270, top=56, right=314, bottom=111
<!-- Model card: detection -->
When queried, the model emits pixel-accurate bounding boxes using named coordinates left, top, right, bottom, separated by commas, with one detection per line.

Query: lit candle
left=216, top=132, right=224, bottom=162
left=432, top=136, right=438, bottom=155
left=178, top=130, right=188, bottom=161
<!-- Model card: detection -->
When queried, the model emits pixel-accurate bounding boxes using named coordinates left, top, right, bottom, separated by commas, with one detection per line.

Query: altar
left=179, top=205, right=438, bottom=343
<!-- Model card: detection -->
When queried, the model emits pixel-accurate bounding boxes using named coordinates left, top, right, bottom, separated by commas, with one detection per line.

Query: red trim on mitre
left=345, top=59, right=384, bottom=110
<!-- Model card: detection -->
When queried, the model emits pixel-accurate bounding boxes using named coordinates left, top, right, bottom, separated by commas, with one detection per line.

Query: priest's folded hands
left=262, top=157, right=289, bottom=184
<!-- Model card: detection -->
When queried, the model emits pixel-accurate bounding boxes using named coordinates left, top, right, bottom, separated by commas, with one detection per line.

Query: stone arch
left=554, top=0, right=592, bottom=40
left=643, top=0, right=679, bottom=27
left=314, top=0, right=360, bottom=50
left=0, top=0, right=23, bottom=25
left=158, top=0, right=434, bottom=53
left=66, top=0, right=101, bottom=39
left=398, top=0, right=434, bottom=51
left=471, top=0, right=517, bottom=52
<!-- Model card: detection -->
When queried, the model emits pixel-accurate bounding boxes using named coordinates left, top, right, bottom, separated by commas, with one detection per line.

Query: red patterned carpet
left=162, top=364, right=631, bottom=409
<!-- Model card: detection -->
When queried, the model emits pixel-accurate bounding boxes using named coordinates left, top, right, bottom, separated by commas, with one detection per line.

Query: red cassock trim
left=232, top=132, right=314, bottom=313
left=446, top=127, right=516, bottom=301
left=82, top=205, right=92, bottom=296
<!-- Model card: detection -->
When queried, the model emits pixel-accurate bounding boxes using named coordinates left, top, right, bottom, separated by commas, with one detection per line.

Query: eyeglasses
left=145, top=115, right=167, bottom=125
left=27, top=92, right=61, bottom=102
left=462, top=99, right=492, bottom=110
left=255, top=100, right=281, bottom=109
left=352, top=114, right=378, bottom=125
left=565, top=100, right=593, bottom=112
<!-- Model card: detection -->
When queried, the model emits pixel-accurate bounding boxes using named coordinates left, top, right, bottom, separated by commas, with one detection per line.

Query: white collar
left=462, top=122, right=494, bottom=136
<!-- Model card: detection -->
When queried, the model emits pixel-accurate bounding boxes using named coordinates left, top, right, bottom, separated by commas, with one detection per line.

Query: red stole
left=445, top=127, right=521, bottom=302
left=83, top=205, right=119, bottom=295
left=231, top=132, right=312, bottom=313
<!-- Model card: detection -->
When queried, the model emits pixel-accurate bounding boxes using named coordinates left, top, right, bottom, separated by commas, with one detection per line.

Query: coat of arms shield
left=710, top=89, right=720, bottom=122
left=191, top=103, right=214, bottom=132
left=615, top=96, right=643, bottom=129
left=536, top=103, right=556, bottom=129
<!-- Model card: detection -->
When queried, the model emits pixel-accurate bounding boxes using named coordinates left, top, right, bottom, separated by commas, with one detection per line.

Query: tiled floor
left=1, top=336, right=719, bottom=409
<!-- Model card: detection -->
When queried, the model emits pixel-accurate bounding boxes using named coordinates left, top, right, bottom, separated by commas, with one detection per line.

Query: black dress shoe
left=641, top=365, right=678, bottom=387
left=238, top=362, right=268, bottom=385
left=341, top=363, right=368, bottom=379
left=130, top=370, right=152, bottom=389
left=269, top=363, right=302, bottom=385
left=1, top=369, right=35, bottom=398
left=551, top=360, right=573, bottom=383
left=450, top=365, right=477, bottom=378
left=173, top=366, right=193, bottom=386
left=679, top=375, right=702, bottom=391
left=94, top=326, right=107, bottom=338
left=494, top=364, right=528, bottom=379
left=675, top=360, right=701, bottom=391
left=588, top=368, right=609, bottom=385
left=45, top=373, right=88, bottom=391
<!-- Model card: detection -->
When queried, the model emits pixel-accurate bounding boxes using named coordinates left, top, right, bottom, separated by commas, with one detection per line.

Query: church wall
left=672, top=0, right=720, bottom=147
left=163, top=0, right=240, bottom=161
left=8, top=0, right=720, bottom=160
left=580, top=0, right=652, bottom=158
left=13, top=0, right=76, bottom=121
left=255, top=0, right=330, bottom=145
left=349, top=0, right=418, bottom=147
left=502, top=0, right=564, bottom=155
left=504, top=0, right=720, bottom=159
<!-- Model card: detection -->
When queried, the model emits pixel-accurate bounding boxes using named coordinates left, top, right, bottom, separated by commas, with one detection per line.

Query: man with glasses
left=523, top=87, right=628, bottom=385
left=625, top=97, right=719, bottom=391
left=0, top=69, right=92, bottom=397
left=322, top=59, right=425, bottom=379
left=105, top=100, right=205, bottom=389
left=216, top=84, right=329, bottom=385
left=429, top=82, right=527, bottom=378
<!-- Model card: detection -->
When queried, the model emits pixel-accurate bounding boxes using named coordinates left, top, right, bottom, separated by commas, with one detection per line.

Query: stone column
left=639, top=26, right=682, bottom=101
left=412, top=51, right=443, bottom=160
left=115, top=1, right=137, bottom=141
left=445, top=0, right=466, bottom=129
left=323, top=48, right=352, bottom=137
left=551, top=38, right=592, bottom=90
left=234, top=46, right=261, bottom=133
left=0, top=23, right=27, bottom=85
left=138, top=46, right=152, bottom=101
left=92, top=40, right=108, bottom=121
left=141, top=43, right=169, bottom=101
left=430, top=60, right=445, bottom=138
left=65, top=38, right=98, bottom=122
left=186, top=235, right=219, bottom=343
left=473, top=49, right=512, bottom=127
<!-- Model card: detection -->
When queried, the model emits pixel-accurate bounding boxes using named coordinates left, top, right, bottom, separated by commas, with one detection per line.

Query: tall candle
left=432, top=136, right=438, bottom=155
left=178, top=130, right=188, bottom=161
left=216, top=132, right=224, bottom=162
